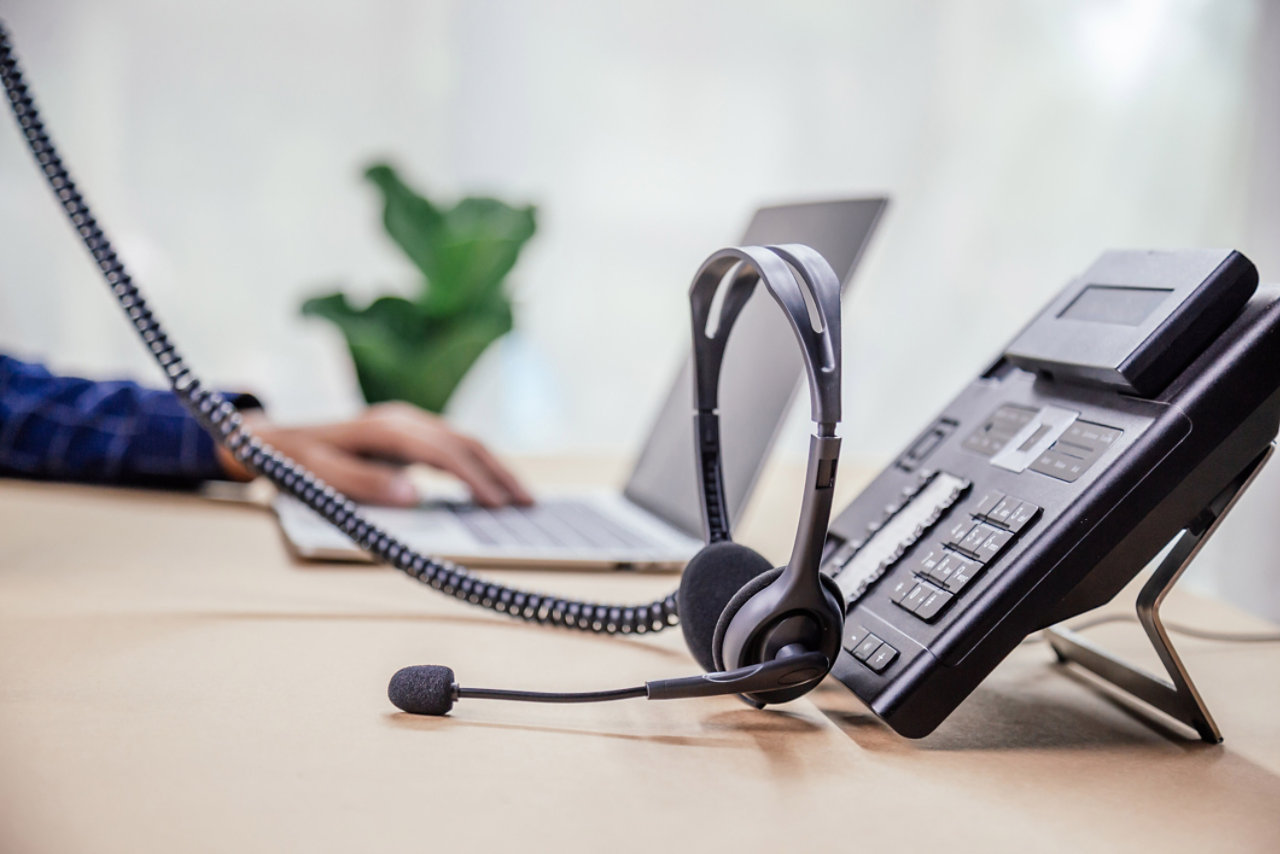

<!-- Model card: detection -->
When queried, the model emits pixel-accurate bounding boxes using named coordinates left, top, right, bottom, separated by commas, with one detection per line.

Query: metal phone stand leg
left=1045, top=444, right=1274, bottom=743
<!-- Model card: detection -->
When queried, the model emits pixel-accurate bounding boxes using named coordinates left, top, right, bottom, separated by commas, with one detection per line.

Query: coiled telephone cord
left=0, top=21, right=679, bottom=636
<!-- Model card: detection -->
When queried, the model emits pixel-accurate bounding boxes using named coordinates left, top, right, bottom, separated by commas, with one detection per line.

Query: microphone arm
left=390, top=649, right=830, bottom=716
left=645, top=649, right=827, bottom=700
left=460, top=685, right=648, bottom=704
left=462, top=650, right=828, bottom=703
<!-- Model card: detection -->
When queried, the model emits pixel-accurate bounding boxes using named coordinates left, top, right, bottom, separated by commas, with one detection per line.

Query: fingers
left=460, top=437, right=534, bottom=506
left=301, top=444, right=419, bottom=507
left=386, top=430, right=512, bottom=508
left=430, top=441, right=521, bottom=508
left=274, top=404, right=532, bottom=508
left=359, top=416, right=529, bottom=508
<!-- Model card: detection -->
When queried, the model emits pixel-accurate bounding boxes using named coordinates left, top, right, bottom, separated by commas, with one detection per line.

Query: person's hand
left=217, top=402, right=533, bottom=508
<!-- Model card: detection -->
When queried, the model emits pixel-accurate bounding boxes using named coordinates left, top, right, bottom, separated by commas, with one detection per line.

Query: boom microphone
left=388, top=649, right=829, bottom=716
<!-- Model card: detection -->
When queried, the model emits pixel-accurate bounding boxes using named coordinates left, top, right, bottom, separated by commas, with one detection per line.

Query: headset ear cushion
left=678, top=541, right=772, bottom=672
left=711, top=570, right=846, bottom=672
left=710, top=566, right=783, bottom=671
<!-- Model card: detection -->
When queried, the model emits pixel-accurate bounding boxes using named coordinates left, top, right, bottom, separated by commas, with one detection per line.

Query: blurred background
left=1, top=0, right=1277, bottom=617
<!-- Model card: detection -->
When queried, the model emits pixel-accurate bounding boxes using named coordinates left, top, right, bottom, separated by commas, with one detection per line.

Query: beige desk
left=2, top=460, right=1279, bottom=853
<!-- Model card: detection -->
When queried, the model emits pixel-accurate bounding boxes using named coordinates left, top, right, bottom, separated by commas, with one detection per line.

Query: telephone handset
left=819, top=249, right=1280, bottom=737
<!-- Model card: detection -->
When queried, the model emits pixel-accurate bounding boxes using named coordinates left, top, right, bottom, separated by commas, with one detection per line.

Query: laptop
left=274, top=198, right=888, bottom=568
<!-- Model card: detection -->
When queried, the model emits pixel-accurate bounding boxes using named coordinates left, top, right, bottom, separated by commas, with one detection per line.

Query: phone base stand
left=1045, top=443, right=1274, bottom=743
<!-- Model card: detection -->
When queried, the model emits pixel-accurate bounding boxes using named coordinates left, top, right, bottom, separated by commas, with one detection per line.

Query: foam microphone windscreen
left=388, top=665, right=456, bottom=715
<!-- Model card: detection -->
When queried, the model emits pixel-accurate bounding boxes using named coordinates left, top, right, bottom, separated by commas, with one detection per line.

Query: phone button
left=986, top=496, right=1019, bottom=528
left=1005, top=501, right=1041, bottom=533
left=866, top=643, right=899, bottom=672
left=852, top=634, right=885, bottom=662
left=975, top=527, right=1014, bottom=562
left=943, top=519, right=975, bottom=550
left=972, top=490, right=1005, bottom=519
left=990, top=405, right=1079, bottom=473
left=1029, top=447, right=1091, bottom=482
left=887, top=576, right=916, bottom=604
left=900, top=583, right=930, bottom=612
left=843, top=624, right=871, bottom=654
left=913, top=586, right=954, bottom=621
left=957, top=523, right=995, bottom=558
left=927, top=552, right=962, bottom=587
left=942, top=556, right=981, bottom=593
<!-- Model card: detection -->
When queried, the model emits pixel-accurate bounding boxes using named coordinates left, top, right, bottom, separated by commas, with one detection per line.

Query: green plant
left=301, top=163, right=537, bottom=413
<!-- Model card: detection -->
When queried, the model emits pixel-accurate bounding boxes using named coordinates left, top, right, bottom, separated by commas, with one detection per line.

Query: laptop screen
left=623, top=198, right=888, bottom=538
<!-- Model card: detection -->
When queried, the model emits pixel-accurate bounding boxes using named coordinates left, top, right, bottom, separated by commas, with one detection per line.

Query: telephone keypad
left=840, top=470, right=1049, bottom=671
left=890, top=493, right=1043, bottom=623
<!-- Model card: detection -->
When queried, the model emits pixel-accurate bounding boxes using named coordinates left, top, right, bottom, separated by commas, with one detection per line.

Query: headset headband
left=689, top=244, right=842, bottom=425
left=689, top=244, right=843, bottom=550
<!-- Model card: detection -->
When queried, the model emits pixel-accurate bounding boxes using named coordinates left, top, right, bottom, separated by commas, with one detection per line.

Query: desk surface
left=2, top=459, right=1279, bottom=853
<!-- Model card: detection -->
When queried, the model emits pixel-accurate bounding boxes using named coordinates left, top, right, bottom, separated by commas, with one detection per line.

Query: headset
left=675, top=244, right=845, bottom=702
left=0, top=20, right=844, bottom=716
left=384, top=245, right=848, bottom=714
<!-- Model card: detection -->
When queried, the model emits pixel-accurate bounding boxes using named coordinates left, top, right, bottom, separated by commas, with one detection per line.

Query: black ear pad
left=678, top=541, right=772, bottom=672
left=711, top=568, right=845, bottom=672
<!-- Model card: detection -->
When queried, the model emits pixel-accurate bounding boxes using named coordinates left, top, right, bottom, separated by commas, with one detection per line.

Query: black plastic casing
left=824, top=251, right=1280, bottom=738
left=1004, top=250, right=1257, bottom=396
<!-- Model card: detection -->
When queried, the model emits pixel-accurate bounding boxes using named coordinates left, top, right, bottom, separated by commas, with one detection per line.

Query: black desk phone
left=820, top=249, right=1280, bottom=738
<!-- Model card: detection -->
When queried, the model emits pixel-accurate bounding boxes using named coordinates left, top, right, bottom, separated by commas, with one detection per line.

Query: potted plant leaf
left=301, top=163, right=537, bottom=413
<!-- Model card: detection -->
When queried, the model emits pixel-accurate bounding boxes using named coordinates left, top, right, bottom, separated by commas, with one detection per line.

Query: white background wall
left=1, top=0, right=1277, bottom=617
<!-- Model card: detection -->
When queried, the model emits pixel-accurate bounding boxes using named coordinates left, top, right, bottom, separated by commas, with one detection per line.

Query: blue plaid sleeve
left=0, top=354, right=253, bottom=486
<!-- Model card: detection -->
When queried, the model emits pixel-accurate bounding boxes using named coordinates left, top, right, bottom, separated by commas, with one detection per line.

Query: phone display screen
left=1057, top=285, right=1173, bottom=327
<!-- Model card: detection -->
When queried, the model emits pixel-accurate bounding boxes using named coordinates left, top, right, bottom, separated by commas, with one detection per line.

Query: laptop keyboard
left=447, top=499, right=660, bottom=550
